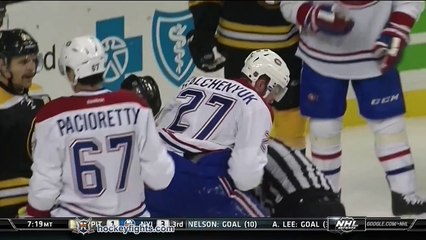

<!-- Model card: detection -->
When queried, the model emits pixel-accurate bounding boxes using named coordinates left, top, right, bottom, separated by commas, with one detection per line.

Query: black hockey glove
left=187, top=30, right=225, bottom=72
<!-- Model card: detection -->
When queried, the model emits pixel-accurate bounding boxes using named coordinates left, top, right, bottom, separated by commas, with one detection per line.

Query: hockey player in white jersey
left=23, top=35, right=175, bottom=217
left=122, top=73, right=346, bottom=218
left=144, top=49, right=290, bottom=217
left=280, top=1, right=426, bottom=215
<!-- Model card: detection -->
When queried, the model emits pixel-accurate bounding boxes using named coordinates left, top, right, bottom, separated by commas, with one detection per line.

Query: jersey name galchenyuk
left=182, top=77, right=258, bottom=105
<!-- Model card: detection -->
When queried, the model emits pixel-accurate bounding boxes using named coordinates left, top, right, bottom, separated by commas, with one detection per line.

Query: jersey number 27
left=168, top=88, right=236, bottom=140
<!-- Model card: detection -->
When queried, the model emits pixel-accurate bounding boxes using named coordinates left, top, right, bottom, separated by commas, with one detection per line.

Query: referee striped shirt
left=262, top=139, right=333, bottom=206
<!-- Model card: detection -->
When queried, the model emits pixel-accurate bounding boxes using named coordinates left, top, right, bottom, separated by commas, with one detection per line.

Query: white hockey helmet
left=241, top=49, right=290, bottom=102
left=58, top=35, right=106, bottom=85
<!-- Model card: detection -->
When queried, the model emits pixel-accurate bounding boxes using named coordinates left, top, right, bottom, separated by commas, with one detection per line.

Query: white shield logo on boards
left=152, top=10, right=196, bottom=87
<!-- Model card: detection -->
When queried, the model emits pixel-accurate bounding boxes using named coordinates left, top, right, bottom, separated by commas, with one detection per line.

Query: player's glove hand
left=187, top=30, right=226, bottom=72
left=373, top=26, right=410, bottom=73
left=373, top=33, right=406, bottom=73
left=297, top=3, right=354, bottom=35
left=373, top=11, right=417, bottom=73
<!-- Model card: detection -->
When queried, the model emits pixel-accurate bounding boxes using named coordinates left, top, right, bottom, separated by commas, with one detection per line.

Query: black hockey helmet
left=0, top=29, right=40, bottom=94
left=121, top=74, right=162, bottom=116
left=0, top=29, right=39, bottom=62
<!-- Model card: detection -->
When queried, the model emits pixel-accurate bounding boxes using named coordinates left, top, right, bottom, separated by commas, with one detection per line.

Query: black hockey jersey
left=0, top=83, right=49, bottom=209
left=189, top=1, right=299, bottom=50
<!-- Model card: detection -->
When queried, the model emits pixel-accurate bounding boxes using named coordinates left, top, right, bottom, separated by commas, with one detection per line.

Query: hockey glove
left=187, top=30, right=226, bottom=72
left=373, top=12, right=415, bottom=73
left=296, top=3, right=354, bottom=35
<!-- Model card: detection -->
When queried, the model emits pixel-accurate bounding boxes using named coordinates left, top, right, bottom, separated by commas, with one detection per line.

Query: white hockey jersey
left=280, top=1, right=425, bottom=80
left=156, top=76, right=273, bottom=191
left=27, top=89, right=175, bottom=217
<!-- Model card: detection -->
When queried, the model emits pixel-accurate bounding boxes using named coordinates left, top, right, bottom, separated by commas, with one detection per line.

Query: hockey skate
left=392, top=191, right=426, bottom=216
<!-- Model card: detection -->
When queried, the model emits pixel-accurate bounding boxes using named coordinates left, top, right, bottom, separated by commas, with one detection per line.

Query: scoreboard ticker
left=0, top=217, right=425, bottom=234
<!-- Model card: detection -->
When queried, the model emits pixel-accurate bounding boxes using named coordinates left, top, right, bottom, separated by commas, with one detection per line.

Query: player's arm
left=388, top=1, right=425, bottom=41
left=227, top=104, right=272, bottom=191
left=26, top=95, right=51, bottom=160
left=392, top=1, right=425, bottom=21
left=26, top=118, right=63, bottom=217
left=382, top=1, right=424, bottom=44
left=280, top=1, right=353, bottom=35
left=188, top=1, right=225, bottom=72
left=26, top=118, right=36, bottom=160
left=154, top=99, right=178, bottom=128
left=374, top=1, right=425, bottom=72
left=139, top=108, right=175, bottom=190
left=188, top=1, right=222, bottom=37
left=280, top=1, right=309, bottom=25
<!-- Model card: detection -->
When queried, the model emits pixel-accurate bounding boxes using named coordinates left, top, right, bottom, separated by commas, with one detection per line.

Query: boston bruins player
left=0, top=29, right=49, bottom=217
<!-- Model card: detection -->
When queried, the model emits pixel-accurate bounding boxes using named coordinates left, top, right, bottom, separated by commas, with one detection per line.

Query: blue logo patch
left=152, top=10, right=195, bottom=87
left=96, top=17, right=143, bottom=90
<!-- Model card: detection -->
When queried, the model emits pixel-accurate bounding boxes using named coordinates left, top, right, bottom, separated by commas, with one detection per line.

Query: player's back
left=157, top=76, right=272, bottom=154
left=30, top=89, right=163, bottom=217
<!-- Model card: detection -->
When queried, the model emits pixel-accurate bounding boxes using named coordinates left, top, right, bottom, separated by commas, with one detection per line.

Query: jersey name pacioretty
left=56, top=107, right=140, bottom=136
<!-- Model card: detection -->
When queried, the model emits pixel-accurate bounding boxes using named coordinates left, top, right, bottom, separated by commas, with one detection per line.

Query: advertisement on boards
left=5, top=1, right=221, bottom=103
left=5, top=1, right=425, bottom=113
left=96, top=16, right=143, bottom=91
left=152, top=9, right=195, bottom=88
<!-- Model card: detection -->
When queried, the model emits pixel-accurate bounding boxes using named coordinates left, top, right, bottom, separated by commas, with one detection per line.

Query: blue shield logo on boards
left=96, top=17, right=143, bottom=90
left=152, top=10, right=195, bottom=87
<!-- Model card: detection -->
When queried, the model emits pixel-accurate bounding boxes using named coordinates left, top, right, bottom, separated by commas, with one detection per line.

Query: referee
left=259, top=139, right=346, bottom=217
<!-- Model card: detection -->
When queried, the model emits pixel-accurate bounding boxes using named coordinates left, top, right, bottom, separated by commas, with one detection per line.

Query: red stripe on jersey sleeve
left=26, top=204, right=51, bottom=218
left=389, top=11, right=416, bottom=29
left=296, top=2, right=313, bottom=26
